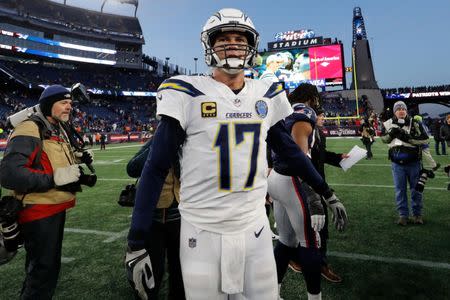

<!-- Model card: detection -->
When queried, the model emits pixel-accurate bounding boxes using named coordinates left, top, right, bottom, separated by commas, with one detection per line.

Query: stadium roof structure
left=52, top=0, right=139, bottom=17
left=101, top=0, right=139, bottom=17
left=0, top=0, right=143, bottom=42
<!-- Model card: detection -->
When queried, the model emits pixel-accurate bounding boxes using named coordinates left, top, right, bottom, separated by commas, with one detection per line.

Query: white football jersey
left=156, top=75, right=292, bottom=234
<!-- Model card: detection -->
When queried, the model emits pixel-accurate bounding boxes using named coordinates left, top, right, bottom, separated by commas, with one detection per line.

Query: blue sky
left=56, top=0, right=450, bottom=89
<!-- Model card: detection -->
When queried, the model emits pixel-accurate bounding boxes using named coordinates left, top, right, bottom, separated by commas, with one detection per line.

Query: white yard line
left=329, top=183, right=447, bottom=190
left=92, top=144, right=142, bottom=151
left=97, top=178, right=132, bottom=181
left=61, top=257, right=76, bottom=263
left=62, top=227, right=450, bottom=270
left=353, top=163, right=391, bottom=166
left=102, top=229, right=129, bottom=243
left=96, top=178, right=449, bottom=189
left=64, top=228, right=118, bottom=236
left=328, top=251, right=450, bottom=270
left=65, top=227, right=127, bottom=243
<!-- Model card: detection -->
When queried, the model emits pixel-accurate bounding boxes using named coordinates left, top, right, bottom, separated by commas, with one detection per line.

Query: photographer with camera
left=360, top=117, right=376, bottom=160
left=124, top=137, right=184, bottom=300
left=381, top=101, right=428, bottom=226
left=0, top=85, right=94, bottom=299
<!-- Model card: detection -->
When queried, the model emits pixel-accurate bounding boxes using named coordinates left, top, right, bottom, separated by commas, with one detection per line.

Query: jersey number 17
left=213, top=122, right=262, bottom=191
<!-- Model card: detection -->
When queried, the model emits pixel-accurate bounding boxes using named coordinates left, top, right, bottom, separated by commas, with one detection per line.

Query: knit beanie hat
left=39, top=85, right=71, bottom=117
left=393, top=101, right=407, bottom=112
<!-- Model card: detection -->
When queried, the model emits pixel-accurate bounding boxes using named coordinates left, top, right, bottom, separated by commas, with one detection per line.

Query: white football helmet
left=201, top=8, right=260, bottom=74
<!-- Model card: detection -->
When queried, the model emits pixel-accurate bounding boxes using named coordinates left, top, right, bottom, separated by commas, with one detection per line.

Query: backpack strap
left=28, top=116, right=52, bottom=166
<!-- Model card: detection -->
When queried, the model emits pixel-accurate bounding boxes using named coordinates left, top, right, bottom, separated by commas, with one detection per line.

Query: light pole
left=194, top=57, right=198, bottom=74
left=165, top=57, right=170, bottom=77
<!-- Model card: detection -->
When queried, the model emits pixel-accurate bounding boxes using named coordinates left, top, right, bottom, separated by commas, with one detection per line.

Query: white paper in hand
left=339, top=145, right=367, bottom=171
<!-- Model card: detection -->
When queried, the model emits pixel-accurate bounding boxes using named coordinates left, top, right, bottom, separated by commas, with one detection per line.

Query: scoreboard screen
left=253, top=44, right=344, bottom=88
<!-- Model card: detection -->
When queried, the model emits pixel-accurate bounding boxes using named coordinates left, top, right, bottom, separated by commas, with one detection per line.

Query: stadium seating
left=0, top=61, right=162, bottom=91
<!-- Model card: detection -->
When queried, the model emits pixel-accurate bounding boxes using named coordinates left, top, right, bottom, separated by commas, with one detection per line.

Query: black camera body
left=118, top=183, right=136, bottom=207
left=79, top=166, right=97, bottom=187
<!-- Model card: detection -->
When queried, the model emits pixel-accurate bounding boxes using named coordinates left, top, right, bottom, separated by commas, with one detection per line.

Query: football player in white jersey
left=125, top=8, right=342, bottom=300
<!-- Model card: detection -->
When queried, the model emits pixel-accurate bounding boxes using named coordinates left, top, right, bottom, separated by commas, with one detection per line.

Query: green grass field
left=1, top=139, right=449, bottom=299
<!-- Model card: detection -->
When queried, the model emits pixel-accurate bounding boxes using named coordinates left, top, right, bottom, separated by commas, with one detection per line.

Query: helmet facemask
left=205, top=40, right=257, bottom=75
left=201, top=8, right=260, bottom=74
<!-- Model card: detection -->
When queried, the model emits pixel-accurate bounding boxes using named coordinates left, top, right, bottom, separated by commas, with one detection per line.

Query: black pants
left=20, top=211, right=66, bottom=300
left=434, top=139, right=446, bottom=155
left=275, top=241, right=321, bottom=294
left=145, top=218, right=185, bottom=300
left=364, top=141, right=373, bottom=158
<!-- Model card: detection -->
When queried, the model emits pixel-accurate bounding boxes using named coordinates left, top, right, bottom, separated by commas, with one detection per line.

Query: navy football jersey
left=273, top=103, right=317, bottom=172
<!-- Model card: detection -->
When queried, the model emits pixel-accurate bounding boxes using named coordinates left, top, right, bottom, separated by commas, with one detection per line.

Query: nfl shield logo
left=234, top=98, right=241, bottom=107
left=188, top=238, right=197, bottom=248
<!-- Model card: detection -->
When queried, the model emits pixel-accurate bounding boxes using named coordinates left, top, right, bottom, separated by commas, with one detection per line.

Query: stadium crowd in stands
left=0, top=61, right=162, bottom=92
left=1, top=81, right=448, bottom=142
left=0, top=89, right=157, bottom=139
left=381, top=84, right=450, bottom=95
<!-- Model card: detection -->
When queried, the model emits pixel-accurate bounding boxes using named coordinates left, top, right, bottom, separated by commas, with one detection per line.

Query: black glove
left=389, top=127, right=410, bottom=142
left=75, top=150, right=94, bottom=165
left=397, top=131, right=411, bottom=142
left=388, top=127, right=402, bottom=137
left=0, top=196, right=22, bottom=224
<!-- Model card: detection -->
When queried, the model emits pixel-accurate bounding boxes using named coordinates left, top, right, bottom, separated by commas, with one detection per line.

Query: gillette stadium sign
left=274, top=29, right=316, bottom=41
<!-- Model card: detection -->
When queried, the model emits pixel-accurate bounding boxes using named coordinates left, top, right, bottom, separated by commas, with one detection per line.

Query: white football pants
left=180, top=214, right=278, bottom=300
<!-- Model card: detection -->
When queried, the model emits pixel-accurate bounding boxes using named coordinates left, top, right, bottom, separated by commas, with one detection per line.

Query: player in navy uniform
left=125, top=9, right=344, bottom=300
left=268, top=83, right=348, bottom=300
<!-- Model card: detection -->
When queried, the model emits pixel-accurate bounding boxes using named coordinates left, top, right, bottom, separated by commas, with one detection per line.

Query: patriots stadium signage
left=268, top=37, right=323, bottom=50
left=273, top=29, right=315, bottom=41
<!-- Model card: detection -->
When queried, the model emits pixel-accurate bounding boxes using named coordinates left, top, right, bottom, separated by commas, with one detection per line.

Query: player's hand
left=310, top=214, right=325, bottom=232
left=341, top=153, right=350, bottom=159
left=324, top=193, right=348, bottom=231
left=125, top=247, right=154, bottom=300
left=53, top=165, right=81, bottom=186
left=74, top=149, right=94, bottom=165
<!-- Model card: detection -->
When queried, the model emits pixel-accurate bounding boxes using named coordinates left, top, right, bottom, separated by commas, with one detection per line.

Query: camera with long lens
left=415, top=169, right=435, bottom=193
left=0, top=196, right=23, bottom=265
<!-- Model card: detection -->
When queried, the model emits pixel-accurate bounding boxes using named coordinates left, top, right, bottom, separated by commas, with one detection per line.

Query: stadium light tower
left=350, top=7, right=379, bottom=90
left=165, top=57, right=170, bottom=76
left=194, top=57, right=198, bottom=74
